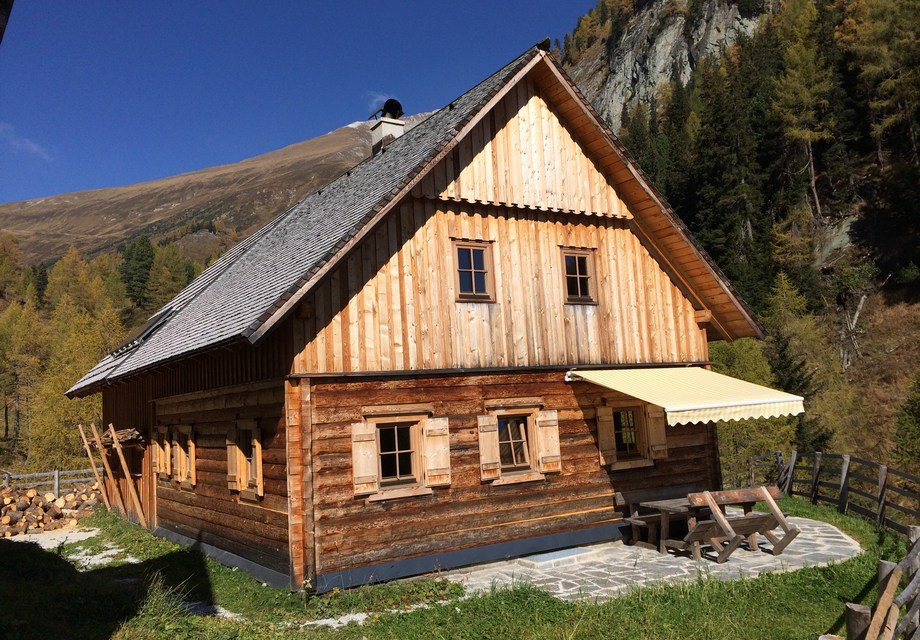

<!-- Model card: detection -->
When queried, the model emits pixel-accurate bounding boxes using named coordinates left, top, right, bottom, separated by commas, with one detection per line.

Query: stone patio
left=443, top=514, right=862, bottom=601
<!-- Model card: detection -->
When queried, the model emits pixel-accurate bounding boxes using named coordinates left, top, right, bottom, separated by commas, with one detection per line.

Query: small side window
left=562, top=248, right=597, bottom=304
left=227, top=420, right=263, bottom=499
left=454, top=240, right=495, bottom=302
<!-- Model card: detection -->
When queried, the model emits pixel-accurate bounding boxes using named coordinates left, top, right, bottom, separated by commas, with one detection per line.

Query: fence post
left=845, top=602, right=871, bottom=640
left=907, top=526, right=920, bottom=635
left=53, top=468, right=60, bottom=497
left=838, top=454, right=850, bottom=514
left=783, top=450, right=798, bottom=494
left=775, top=451, right=784, bottom=486
left=748, top=456, right=755, bottom=488
left=876, top=465, right=888, bottom=525
left=811, top=451, right=823, bottom=505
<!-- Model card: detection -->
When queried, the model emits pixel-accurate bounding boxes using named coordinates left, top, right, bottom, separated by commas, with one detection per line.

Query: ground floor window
left=227, top=420, right=263, bottom=499
left=478, top=398, right=561, bottom=485
left=170, top=425, right=196, bottom=488
left=596, top=402, right=668, bottom=470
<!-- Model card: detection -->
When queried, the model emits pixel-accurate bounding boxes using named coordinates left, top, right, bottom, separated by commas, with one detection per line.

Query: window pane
left=472, top=248, right=485, bottom=270
left=499, top=442, right=513, bottom=465
left=459, top=271, right=473, bottom=293
left=379, top=426, right=396, bottom=453
left=397, top=452, right=413, bottom=476
left=512, top=440, right=527, bottom=465
left=567, top=276, right=579, bottom=297
left=474, top=271, right=486, bottom=294
left=396, top=425, right=411, bottom=450
left=380, top=453, right=397, bottom=479
left=507, top=419, right=523, bottom=441
left=579, top=276, right=590, bottom=297
left=577, top=256, right=588, bottom=275
left=457, top=247, right=471, bottom=270
left=564, top=254, right=577, bottom=275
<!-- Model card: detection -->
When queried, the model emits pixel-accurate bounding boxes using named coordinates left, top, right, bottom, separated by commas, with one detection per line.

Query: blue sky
left=0, top=2, right=595, bottom=204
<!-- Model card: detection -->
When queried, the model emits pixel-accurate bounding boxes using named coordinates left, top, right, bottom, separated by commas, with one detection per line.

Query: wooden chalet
left=68, top=41, right=804, bottom=592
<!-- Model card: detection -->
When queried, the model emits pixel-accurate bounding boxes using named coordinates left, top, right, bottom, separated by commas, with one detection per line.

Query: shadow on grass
left=0, top=537, right=213, bottom=640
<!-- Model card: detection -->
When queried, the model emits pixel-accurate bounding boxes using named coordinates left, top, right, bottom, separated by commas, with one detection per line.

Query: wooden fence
left=822, top=526, right=920, bottom=640
left=722, top=451, right=920, bottom=536
left=0, top=468, right=101, bottom=496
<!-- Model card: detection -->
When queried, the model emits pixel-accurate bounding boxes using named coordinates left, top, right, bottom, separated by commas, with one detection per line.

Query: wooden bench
left=614, top=483, right=709, bottom=549
left=665, top=486, right=800, bottom=563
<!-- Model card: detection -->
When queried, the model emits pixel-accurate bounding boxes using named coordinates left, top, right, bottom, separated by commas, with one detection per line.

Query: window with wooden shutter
left=172, top=425, right=195, bottom=488
left=227, top=427, right=241, bottom=491
left=352, top=421, right=379, bottom=496
left=534, top=410, right=562, bottom=473
left=645, top=405, right=668, bottom=460
left=598, top=401, right=664, bottom=470
left=422, top=417, right=451, bottom=487
left=477, top=415, right=501, bottom=481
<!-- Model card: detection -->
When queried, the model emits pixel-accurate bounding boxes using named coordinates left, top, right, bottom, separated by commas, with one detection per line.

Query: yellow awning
left=567, top=367, right=804, bottom=426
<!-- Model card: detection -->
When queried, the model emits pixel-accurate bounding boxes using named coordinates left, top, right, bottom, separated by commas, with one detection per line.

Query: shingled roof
left=68, top=43, right=548, bottom=397
left=70, top=40, right=763, bottom=398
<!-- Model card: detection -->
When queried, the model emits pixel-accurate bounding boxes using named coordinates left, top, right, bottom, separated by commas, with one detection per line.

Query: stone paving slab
left=443, top=515, right=862, bottom=602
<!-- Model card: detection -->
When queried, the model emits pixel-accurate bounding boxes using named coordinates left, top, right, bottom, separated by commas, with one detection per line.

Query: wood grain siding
left=100, top=328, right=292, bottom=541
left=293, top=200, right=707, bottom=374
left=153, top=380, right=289, bottom=576
left=413, top=76, right=629, bottom=219
left=308, top=371, right=719, bottom=577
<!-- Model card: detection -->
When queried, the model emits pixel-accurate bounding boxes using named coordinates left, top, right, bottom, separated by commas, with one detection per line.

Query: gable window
left=227, top=420, right=263, bottom=499
left=352, top=404, right=451, bottom=501
left=454, top=240, right=494, bottom=301
left=171, top=425, right=196, bottom=488
left=562, top=248, right=596, bottom=303
left=596, top=402, right=668, bottom=471
left=478, top=398, right=561, bottom=486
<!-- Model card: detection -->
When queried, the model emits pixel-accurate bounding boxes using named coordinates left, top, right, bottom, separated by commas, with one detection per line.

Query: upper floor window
left=454, top=240, right=494, bottom=301
left=562, top=248, right=596, bottom=303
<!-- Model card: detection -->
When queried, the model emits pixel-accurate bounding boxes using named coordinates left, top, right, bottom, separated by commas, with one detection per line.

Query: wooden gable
left=412, top=75, right=631, bottom=219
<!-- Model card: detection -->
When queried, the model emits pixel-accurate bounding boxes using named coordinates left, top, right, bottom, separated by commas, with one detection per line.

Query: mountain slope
left=1, top=124, right=373, bottom=264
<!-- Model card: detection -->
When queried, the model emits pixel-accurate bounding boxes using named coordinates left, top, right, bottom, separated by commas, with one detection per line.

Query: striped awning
left=566, top=367, right=804, bottom=426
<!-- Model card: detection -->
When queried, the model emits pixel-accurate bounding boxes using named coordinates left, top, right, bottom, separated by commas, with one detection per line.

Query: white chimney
left=371, top=117, right=404, bottom=154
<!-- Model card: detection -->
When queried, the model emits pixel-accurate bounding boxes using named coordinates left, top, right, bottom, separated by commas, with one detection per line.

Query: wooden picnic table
left=639, top=486, right=800, bottom=563
left=638, top=497, right=703, bottom=556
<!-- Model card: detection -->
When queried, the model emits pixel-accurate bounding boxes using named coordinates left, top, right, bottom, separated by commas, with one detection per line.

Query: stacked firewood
left=0, top=481, right=101, bottom=537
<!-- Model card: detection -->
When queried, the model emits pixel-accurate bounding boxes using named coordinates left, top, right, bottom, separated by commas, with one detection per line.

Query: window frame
left=227, top=421, right=264, bottom=500
left=171, top=424, right=196, bottom=489
left=478, top=398, right=561, bottom=486
left=597, top=400, right=666, bottom=471
left=561, top=247, right=597, bottom=304
left=352, top=403, right=451, bottom=501
left=453, top=239, right=495, bottom=302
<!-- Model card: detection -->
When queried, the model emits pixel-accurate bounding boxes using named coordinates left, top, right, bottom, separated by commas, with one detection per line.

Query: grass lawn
left=0, top=497, right=906, bottom=639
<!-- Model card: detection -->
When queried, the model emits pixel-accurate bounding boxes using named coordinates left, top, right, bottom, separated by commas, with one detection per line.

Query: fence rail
left=0, top=468, right=102, bottom=496
left=723, top=451, right=919, bottom=536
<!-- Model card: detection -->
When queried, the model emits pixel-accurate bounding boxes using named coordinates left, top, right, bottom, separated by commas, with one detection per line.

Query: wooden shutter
left=595, top=406, right=617, bottom=466
left=226, top=428, right=241, bottom=490
left=352, top=421, right=379, bottom=496
left=161, top=428, right=171, bottom=477
left=646, top=405, right=668, bottom=460
left=187, top=429, right=197, bottom=486
left=252, top=428, right=264, bottom=497
left=477, top=415, right=501, bottom=481
left=534, top=410, right=562, bottom=473
left=422, top=417, right=451, bottom=487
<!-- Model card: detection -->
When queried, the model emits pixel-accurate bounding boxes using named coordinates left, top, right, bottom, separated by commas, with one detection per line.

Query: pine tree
left=772, top=0, right=836, bottom=220
left=119, top=236, right=155, bottom=309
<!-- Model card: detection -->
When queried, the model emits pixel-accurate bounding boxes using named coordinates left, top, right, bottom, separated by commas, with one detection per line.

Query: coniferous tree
left=119, top=236, right=155, bottom=309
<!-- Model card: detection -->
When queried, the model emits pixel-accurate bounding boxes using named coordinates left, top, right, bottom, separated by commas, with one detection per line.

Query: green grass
left=0, top=498, right=908, bottom=639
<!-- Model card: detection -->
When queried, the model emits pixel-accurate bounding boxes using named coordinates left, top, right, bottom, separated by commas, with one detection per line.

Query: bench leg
left=659, top=512, right=670, bottom=554
left=743, top=504, right=758, bottom=551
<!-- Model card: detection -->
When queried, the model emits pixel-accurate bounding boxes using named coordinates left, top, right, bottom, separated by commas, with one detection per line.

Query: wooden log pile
left=0, top=481, right=101, bottom=537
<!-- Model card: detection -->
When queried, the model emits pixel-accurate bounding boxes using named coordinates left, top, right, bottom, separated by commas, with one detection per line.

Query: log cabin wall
left=153, top=380, right=289, bottom=579
left=100, top=328, right=293, bottom=572
left=292, top=199, right=709, bottom=375
left=308, top=371, right=720, bottom=588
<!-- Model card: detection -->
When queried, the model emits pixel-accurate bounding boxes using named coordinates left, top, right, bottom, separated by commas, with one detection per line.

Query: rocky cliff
left=566, top=0, right=772, bottom=131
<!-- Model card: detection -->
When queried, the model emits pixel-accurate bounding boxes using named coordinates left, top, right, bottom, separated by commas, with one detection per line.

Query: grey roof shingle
left=68, top=43, right=543, bottom=397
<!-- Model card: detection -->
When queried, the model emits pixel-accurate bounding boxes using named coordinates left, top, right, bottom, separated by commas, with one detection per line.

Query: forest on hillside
left=558, top=0, right=920, bottom=472
left=0, top=0, right=918, bottom=477
left=0, top=236, right=199, bottom=471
